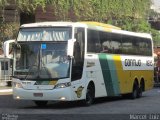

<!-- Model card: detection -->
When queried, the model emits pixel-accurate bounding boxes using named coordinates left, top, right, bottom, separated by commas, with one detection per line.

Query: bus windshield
left=17, top=27, right=72, bottom=41
left=14, top=42, right=70, bottom=80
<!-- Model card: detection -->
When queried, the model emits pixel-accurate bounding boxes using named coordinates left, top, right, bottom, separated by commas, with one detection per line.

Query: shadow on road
left=0, top=91, right=149, bottom=109
left=23, top=95, right=148, bottom=109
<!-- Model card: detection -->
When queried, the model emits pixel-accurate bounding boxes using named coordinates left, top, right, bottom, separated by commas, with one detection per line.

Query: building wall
left=0, top=1, right=19, bottom=23
left=35, top=5, right=56, bottom=22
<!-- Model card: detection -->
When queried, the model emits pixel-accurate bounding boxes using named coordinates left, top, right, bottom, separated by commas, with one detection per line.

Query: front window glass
left=14, top=42, right=70, bottom=80
left=17, top=27, right=72, bottom=41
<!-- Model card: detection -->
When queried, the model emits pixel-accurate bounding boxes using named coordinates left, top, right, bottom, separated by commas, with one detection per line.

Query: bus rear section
left=86, top=27, right=154, bottom=99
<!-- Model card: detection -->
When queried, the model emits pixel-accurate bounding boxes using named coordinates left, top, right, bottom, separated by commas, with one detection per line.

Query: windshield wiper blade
left=24, top=65, right=38, bottom=80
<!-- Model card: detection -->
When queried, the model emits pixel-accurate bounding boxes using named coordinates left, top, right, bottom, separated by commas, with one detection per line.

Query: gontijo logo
left=125, top=59, right=141, bottom=66
left=121, top=56, right=153, bottom=70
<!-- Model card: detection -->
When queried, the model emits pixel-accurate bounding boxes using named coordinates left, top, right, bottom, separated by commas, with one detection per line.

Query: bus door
left=71, top=27, right=85, bottom=99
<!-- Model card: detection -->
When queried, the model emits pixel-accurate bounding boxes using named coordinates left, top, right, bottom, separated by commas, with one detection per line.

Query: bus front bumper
left=13, top=87, right=74, bottom=101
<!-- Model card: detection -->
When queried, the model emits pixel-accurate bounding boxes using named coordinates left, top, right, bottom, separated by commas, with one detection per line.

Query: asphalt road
left=0, top=88, right=160, bottom=120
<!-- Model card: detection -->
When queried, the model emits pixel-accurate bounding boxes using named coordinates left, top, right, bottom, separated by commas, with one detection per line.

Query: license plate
left=33, top=93, right=43, bottom=97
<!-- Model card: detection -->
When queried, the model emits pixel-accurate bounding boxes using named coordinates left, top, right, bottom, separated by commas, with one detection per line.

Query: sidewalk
left=0, top=83, right=12, bottom=95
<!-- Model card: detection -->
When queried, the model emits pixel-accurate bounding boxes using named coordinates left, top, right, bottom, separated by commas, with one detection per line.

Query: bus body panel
left=13, top=53, right=154, bottom=101
left=85, top=54, right=108, bottom=97
left=85, top=53, right=153, bottom=97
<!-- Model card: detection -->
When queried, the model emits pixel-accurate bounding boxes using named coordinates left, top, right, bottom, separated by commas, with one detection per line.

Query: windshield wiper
left=24, top=65, right=38, bottom=80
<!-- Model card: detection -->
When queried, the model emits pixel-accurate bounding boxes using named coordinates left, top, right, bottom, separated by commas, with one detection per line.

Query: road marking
left=0, top=89, right=12, bottom=93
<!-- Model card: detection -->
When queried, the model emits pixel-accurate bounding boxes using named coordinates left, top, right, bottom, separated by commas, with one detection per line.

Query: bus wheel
left=84, top=85, right=95, bottom=106
left=130, top=83, right=138, bottom=99
left=137, top=80, right=144, bottom=98
left=34, top=101, right=48, bottom=107
left=137, top=87, right=142, bottom=98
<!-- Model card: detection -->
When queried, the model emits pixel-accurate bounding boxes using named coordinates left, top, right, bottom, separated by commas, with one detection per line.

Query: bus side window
left=1, top=61, right=8, bottom=70
left=87, top=30, right=101, bottom=53
left=71, top=28, right=85, bottom=81
left=100, top=32, right=122, bottom=54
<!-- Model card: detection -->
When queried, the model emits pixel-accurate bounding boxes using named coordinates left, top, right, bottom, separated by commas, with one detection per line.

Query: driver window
left=71, top=28, right=85, bottom=81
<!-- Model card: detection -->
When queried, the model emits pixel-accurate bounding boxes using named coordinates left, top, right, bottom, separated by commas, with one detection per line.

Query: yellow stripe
left=80, top=21, right=121, bottom=30
left=113, top=55, right=128, bottom=93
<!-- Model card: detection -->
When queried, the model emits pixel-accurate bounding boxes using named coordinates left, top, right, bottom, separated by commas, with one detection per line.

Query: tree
left=1, top=0, right=159, bottom=45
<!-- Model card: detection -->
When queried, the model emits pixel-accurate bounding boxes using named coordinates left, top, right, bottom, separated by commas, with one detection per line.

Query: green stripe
left=99, top=54, right=120, bottom=96
left=107, top=55, right=120, bottom=95
left=98, top=54, right=114, bottom=96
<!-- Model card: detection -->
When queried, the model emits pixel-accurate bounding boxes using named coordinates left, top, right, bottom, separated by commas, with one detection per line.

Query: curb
left=0, top=89, right=12, bottom=93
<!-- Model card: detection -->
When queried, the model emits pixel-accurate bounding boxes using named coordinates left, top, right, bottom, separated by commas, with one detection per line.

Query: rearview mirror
left=15, top=43, right=21, bottom=60
left=67, top=39, right=76, bottom=57
left=3, top=39, right=15, bottom=58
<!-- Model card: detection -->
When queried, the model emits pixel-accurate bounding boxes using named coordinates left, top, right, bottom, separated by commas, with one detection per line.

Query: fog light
left=60, top=97, right=66, bottom=100
left=16, top=96, right=20, bottom=99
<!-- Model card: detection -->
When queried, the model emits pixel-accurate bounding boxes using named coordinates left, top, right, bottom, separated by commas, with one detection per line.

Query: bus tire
left=130, top=82, right=138, bottom=99
left=84, top=84, right=95, bottom=106
left=137, top=87, right=142, bottom=98
left=34, top=101, right=48, bottom=107
left=137, top=80, right=144, bottom=98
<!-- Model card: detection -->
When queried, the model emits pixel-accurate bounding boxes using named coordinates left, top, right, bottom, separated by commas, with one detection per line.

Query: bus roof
left=80, top=21, right=121, bottom=30
left=112, top=29, right=152, bottom=39
left=21, top=21, right=121, bottom=30
left=20, top=22, right=74, bottom=28
left=20, top=21, right=152, bottom=39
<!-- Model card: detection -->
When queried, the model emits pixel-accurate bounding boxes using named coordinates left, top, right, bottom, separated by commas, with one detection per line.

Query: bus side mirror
left=3, top=39, right=15, bottom=58
left=15, top=44, right=21, bottom=60
left=67, top=39, right=76, bottom=57
left=3, top=41, right=9, bottom=57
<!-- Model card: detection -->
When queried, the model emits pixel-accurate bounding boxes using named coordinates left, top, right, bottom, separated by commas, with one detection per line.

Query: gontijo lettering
left=125, top=59, right=141, bottom=66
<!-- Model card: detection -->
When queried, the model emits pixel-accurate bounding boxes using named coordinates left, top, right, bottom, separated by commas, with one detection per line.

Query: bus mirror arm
left=67, top=39, right=76, bottom=57
left=67, top=55, right=73, bottom=61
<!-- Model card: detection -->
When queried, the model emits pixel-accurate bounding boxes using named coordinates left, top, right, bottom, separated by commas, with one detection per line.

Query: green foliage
left=16, top=0, right=47, bottom=13
left=150, top=29, right=160, bottom=46
left=0, top=22, right=19, bottom=42
left=0, top=0, right=152, bottom=21
left=10, top=0, right=151, bottom=21
left=0, top=0, right=8, bottom=7
left=1, top=0, right=160, bottom=46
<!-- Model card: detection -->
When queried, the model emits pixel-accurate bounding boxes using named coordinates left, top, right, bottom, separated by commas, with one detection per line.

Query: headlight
left=54, top=82, right=71, bottom=89
left=13, top=82, right=23, bottom=88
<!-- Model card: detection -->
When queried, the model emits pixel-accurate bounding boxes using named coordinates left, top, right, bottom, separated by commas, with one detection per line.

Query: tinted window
left=137, top=38, right=152, bottom=56
left=121, top=35, right=152, bottom=56
left=72, top=28, right=85, bottom=81
left=87, top=29, right=152, bottom=56
left=100, top=32, right=122, bottom=54
left=87, top=29, right=101, bottom=53
left=121, top=35, right=134, bottom=55
left=1, top=61, right=8, bottom=70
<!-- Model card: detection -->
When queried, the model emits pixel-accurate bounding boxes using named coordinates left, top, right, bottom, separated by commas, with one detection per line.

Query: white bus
left=11, top=22, right=154, bottom=106
left=0, top=39, right=15, bottom=86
